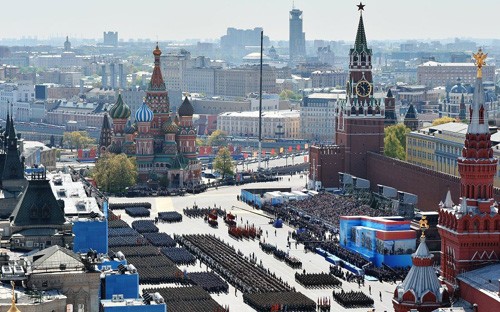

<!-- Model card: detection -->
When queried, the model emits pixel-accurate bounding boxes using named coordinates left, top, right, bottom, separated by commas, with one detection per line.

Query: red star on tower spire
left=357, top=2, right=365, bottom=12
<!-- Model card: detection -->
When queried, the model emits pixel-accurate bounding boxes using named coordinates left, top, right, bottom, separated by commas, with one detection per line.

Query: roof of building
left=178, top=97, right=194, bottom=117
left=149, top=44, right=166, bottom=91
left=27, top=245, right=84, bottom=272
left=457, top=263, right=500, bottom=303
left=2, top=117, right=25, bottom=181
left=395, top=237, right=446, bottom=303
left=219, top=110, right=300, bottom=118
left=163, top=117, right=178, bottom=134
left=0, top=284, right=66, bottom=306
left=306, top=93, right=339, bottom=100
left=48, top=172, right=102, bottom=217
left=243, top=52, right=271, bottom=61
left=10, top=179, right=66, bottom=227
left=353, top=12, right=369, bottom=53
left=420, top=61, right=477, bottom=67
left=405, top=104, right=417, bottom=119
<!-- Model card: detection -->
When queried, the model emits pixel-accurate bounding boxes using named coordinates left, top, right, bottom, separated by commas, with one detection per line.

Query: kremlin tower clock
left=335, top=3, right=385, bottom=179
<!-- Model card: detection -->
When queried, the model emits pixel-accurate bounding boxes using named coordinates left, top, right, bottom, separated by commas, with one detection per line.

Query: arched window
left=473, top=220, right=479, bottom=232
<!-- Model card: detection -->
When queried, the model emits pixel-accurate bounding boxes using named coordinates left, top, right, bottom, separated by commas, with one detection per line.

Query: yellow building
left=406, top=121, right=500, bottom=187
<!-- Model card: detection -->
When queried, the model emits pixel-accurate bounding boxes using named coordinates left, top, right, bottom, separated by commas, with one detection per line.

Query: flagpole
left=258, top=30, right=263, bottom=171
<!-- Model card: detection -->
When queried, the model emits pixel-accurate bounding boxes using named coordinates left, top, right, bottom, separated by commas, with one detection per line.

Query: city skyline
left=3, top=0, right=500, bottom=42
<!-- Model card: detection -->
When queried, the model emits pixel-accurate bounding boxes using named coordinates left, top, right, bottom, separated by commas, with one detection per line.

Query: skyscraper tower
left=289, top=7, right=306, bottom=64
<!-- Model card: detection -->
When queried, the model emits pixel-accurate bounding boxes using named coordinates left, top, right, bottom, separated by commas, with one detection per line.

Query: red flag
left=288, top=146, right=292, bottom=152
left=271, top=149, right=275, bottom=155
left=296, top=144, right=301, bottom=151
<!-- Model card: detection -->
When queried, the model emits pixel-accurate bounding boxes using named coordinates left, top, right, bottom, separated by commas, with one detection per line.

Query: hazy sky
left=2, top=0, right=499, bottom=41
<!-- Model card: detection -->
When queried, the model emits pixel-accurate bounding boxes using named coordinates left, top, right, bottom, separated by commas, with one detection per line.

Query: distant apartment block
left=215, top=65, right=276, bottom=97
left=311, top=70, right=348, bottom=88
left=300, top=93, right=340, bottom=142
left=217, top=110, right=301, bottom=139
left=417, top=61, right=495, bottom=87
left=221, top=27, right=269, bottom=50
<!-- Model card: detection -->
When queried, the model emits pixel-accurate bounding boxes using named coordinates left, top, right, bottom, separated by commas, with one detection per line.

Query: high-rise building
left=289, top=7, right=306, bottom=63
left=103, top=31, right=118, bottom=47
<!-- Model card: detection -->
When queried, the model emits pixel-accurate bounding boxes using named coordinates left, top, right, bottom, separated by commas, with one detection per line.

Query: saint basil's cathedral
left=100, top=44, right=201, bottom=187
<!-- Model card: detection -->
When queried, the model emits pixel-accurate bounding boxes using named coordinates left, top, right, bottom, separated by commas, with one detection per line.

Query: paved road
left=110, top=174, right=397, bottom=312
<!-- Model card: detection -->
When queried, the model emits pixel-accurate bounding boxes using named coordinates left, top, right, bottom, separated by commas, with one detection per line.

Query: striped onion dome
left=163, top=117, right=178, bottom=134
left=135, top=102, right=154, bottom=122
left=109, top=93, right=131, bottom=119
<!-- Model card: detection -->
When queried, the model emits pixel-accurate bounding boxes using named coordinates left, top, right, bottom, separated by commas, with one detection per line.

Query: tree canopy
left=213, top=147, right=234, bottom=179
left=92, top=153, right=137, bottom=193
left=432, top=116, right=458, bottom=126
left=63, top=131, right=95, bottom=151
left=279, top=89, right=302, bottom=101
left=384, top=124, right=411, bottom=160
left=207, top=130, right=228, bottom=146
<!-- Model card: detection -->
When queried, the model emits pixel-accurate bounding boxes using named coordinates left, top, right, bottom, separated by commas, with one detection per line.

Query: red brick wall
left=459, top=279, right=500, bottom=312
left=366, top=152, right=460, bottom=211
left=366, top=152, right=500, bottom=211
left=309, top=145, right=345, bottom=188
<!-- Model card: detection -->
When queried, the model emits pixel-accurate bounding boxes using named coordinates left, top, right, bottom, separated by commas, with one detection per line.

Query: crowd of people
left=291, top=193, right=389, bottom=228
left=332, top=290, right=374, bottom=308
left=294, top=272, right=342, bottom=288
left=243, top=291, right=316, bottom=312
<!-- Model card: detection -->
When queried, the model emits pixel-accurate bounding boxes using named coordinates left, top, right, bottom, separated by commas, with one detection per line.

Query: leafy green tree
left=432, top=116, right=458, bottom=126
left=92, top=153, right=137, bottom=193
left=196, top=137, right=206, bottom=147
left=279, top=89, right=302, bottom=101
left=213, top=147, right=234, bottom=179
left=63, top=131, right=95, bottom=151
left=207, top=130, right=228, bottom=146
left=384, top=124, right=411, bottom=160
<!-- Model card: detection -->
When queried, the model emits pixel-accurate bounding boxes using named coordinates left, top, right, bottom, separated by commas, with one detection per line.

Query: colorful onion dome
left=135, top=102, right=154, bottom=122
left=163, top=117, right=178, bottom=134
left=109, top=93, right=131, bottom=119
left=178, top=96, right=194, bottom=117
